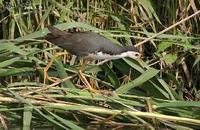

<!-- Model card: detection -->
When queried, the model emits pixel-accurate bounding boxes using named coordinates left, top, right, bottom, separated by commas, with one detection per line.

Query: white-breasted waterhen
left=43, top=27, right=141, bottom=91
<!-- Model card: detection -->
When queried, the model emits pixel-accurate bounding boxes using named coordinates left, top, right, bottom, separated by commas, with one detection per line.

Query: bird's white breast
left=85, top=51, right=139, bottom=60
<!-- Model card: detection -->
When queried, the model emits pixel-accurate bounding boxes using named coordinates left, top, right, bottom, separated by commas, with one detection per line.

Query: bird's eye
left=135, top=53, right=140, bottom=57
left=135, top=53, right=142, bottom=58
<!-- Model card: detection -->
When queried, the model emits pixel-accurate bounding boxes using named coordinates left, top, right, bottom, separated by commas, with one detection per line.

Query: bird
left=43, top=26, right=141, bottom=92
left=44, top=27, right=141, bottom=60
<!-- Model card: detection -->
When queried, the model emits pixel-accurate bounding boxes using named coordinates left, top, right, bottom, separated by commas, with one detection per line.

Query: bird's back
left=45, top=27, right=122, bottom=57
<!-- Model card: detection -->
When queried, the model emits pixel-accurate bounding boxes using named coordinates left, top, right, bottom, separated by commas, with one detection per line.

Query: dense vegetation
left=0, top=0, right=200, bottom=129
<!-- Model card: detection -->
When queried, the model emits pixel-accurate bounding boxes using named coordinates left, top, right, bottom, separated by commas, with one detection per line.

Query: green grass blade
left=116, top=68, right=159, bottom=94
left=23, top=104, right=32, bottom=130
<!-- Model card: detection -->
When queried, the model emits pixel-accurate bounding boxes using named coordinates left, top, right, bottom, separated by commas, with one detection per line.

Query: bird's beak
left=138, top=53, right=142, bottom=59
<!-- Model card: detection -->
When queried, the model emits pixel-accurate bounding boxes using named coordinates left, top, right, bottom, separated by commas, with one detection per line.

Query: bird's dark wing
left=62, top=32, right=122, bottom=56
left=44, top=27, right=123, bottom=57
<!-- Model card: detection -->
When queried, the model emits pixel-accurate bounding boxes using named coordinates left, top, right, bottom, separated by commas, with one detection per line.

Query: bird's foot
left=43, top=52, right=69, bottom=85
left=43, top=67, right=60, bottom=85
left=78, top=70, right=113, bottom=95
left=78, top=69, right=94, bottom=91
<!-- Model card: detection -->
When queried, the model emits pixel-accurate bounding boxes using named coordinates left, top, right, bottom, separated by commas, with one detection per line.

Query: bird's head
left=121, top=46, right=142, bottom=59
left=125, top=51, right=142, bottom=59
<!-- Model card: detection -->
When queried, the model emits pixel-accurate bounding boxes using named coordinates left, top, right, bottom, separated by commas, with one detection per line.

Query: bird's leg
left=78, top=60, right=96, bottom=92
left=78, top=70, right=95, bottom=92
left=43, top=52, right=69, bottom=85
left=77, top=60, right=114, bottom=95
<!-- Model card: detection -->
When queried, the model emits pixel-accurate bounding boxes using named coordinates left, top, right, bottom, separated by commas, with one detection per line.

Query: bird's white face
left=124, top=51, right=141, bottom=59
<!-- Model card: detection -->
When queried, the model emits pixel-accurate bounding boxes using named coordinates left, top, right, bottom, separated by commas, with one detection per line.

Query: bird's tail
left=43, top=26, right=67, bottom=42
left=35, top=27, right=64, bottom=41
left=47, top=26, right=63, bottom=35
